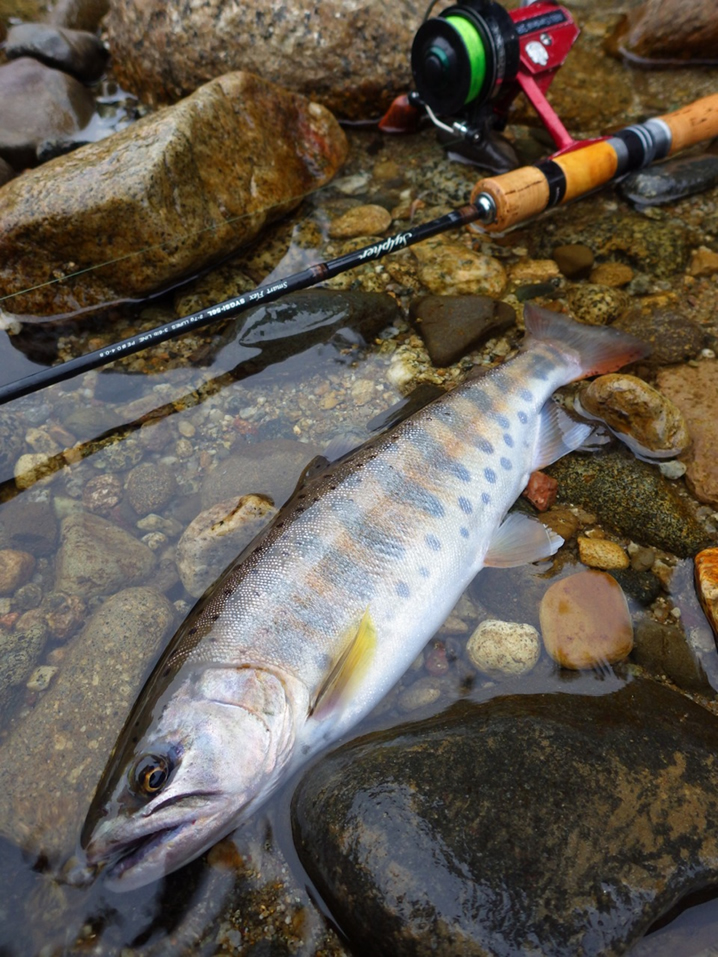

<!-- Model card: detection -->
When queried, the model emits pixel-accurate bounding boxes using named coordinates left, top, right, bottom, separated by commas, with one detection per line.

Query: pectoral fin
left=484, top=512, right=563, bottom=568
left=310, top=608, right=377, bottom=719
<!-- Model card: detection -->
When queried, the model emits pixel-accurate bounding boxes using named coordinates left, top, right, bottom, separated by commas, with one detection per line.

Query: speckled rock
left=0, top=609, right=48, bottom=699
left=54, top=511, right=156, bottom=597
left=467, top=619, right=541, bottom=678
left=552, top=243, right=594, bottom=279
left=5, top=23, right=109, bottom=82
left=104, top=0, right=419, bottom=119
left=176, top=494, right=277, bottom=597
left=81, top=472, right=124, bottom=513
left=408, top=295, right=516, bottom=367
left=632, top=619, right=711, bottom=694
left=200, top=440, right=322, bottom=511
left=329, top=204, right=391, bottom=239
left=608, top=0, right=718, bottom=64
left=0, top=549, right=35, bottom=594
left=613, top=309, right=705, bottom=365
left=577, top=537, right=630, bottom=570
left=576, top=373, right=691, bottom=460
left=293, top=679, right=718, bottom=957
left=566, top=284, right=629, bottom=326
left=40, top=591, right=86, bottom=641
left=521, top=470, right=558, bottom=511
left=0, top=71, right=347, bottom=315
left=0, top=587, right=175, bottom=867
left=125, top=460, right=177, bottom=515
left=546, top=447, right=711, bottom=557
left=540, top=570, right=633, bottom=669
left=656, top=361, right=718, bottom=507
left=411, top=237, right=507, bottom=298
left=0, top=57, right=94, bottom=169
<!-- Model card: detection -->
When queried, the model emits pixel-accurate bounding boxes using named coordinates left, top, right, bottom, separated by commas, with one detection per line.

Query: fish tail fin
left=522, top=304, right=650, bottom=378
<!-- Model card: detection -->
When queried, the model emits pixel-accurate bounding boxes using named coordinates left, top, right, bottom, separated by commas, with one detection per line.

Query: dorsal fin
left=309, top=608, right=377, bottom=719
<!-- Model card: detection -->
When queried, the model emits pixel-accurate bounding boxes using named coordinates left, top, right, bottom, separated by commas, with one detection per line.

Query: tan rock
left=589, top=262, right=634, bottom=287
left=695, top=548, right=718, bottom=640
left=578, top=537, right=630, bottom=570
left=540, top=570, right=633, bottom=670
left=329, top=204, right=392, bottom=239
left=0, top=72, right=347, bottom=315
left=609, top=0, right=718, bottom=63
left=467, top=619, right=541, bottom=678
left=412, top=237, right=507, bottom=298
left=509, top=259, right=561, bottom=283
left=0, top=549, right=35, bottom=594
left=688, top=246, right=718, bottom=277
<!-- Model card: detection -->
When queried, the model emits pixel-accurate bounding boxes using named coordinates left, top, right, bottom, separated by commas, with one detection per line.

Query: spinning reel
left=381, top=0, right=591, bottom=169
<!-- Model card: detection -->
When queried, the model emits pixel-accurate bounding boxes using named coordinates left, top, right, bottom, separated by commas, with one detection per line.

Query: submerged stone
left=409, top=294, right=516, bottom=367
left=0, top=71, right=347, bottom=315
left=695, top=547, right=718, bottom=641
left=293, top=679, right=718, bottom=957
left=5, top=22, right=109, bottom=83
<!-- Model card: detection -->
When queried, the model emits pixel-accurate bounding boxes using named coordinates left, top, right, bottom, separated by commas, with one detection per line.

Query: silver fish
left=80, top=305, right=647, bottom=890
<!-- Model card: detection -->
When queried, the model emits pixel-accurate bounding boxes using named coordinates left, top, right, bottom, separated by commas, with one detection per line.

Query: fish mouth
left=95, top=822, right=190, bottom=890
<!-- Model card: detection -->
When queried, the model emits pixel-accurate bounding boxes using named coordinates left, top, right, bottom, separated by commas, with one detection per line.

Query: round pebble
left=328, top=204, right=392, bottom=239
left=589, top=262, right=634, bottom=287
left=539, top=570, right=633, bottom=670
left=467, top=619, right=541, bottom=678
left=578, top=537, right=630, bottom=570
left=82, top=473, right=124, bottom=513
left=567, top=284, right=629, bottom=326
left=552, top=243, right=594, bottom=279
left=397, top=678, right=442, bottom=713
left=125, top=461, right=177, bottom=515
left=0, top=549, right=36, bottom=595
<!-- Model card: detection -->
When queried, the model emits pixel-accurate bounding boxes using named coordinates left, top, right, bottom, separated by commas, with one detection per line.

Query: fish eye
left=131, top=753, right=173, bottom=797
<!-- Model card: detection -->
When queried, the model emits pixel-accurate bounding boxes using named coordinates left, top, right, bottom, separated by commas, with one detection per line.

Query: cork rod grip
left=470, top=168, right=549, bottom=231
left=658, top=93, right=718, bottom=156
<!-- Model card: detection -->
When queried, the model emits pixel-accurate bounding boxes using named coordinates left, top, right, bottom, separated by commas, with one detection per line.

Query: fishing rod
left=2, top=92, right=718, bottom=406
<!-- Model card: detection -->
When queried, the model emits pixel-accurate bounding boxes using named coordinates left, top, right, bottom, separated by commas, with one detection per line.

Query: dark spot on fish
left=399, top=482, right=445, bottom=518
left=481, top=492, right=491, bottom=505
left=503, top=433, right=514, bottom=447
left=224, top=588, right=232, bottom=597
left=396, top=581, right=410, bottom=598
left=188, top=626, right=198, bottom=636
left=484, top=468, right=497, bottom=484
left=467, top=389, right=494, bottom=412
left=210, top=613, right=220, bottom=622
left=276, top=521, right=285, bottom=529
left=500, top=457, right=512, bottom=470
left=451, top=463, right=472, bottom=482
left=476, top=437, right=494, bottom=454
left=518, top=411, right=528, bottom=424
left=458, top=496, right=473, bottom=514
left=460, top=527, right=469, bottom=538
left=302, top=744, right=310, bottom=755
left=419, top=566, right=430, bottom=578
left=494, top=413, right=510, bottom=429
left=519, top=388, right=533, bottom=402
left=425, top=533, right=441, bottom=551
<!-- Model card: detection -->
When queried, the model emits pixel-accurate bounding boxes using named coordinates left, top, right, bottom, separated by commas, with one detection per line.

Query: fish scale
left=79, top=306, right=649, bottom=891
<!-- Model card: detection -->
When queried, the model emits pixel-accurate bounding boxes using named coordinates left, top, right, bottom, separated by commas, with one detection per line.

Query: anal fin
left=533, top=400, right=593, bottom=470
left=484, top=512, right=563, bottom=568
left=309, top=607, right=377, bottom=719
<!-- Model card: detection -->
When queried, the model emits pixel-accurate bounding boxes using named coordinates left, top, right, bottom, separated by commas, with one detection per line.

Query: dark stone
left=292, top=679, right=718, bottom=957
left=545, top=448, right=712, bottom=557
left=0, top=57, right=95, bottom=169
left=0, top=497, right=58, bottom=557
left=633, top=619, right=713, bottom=694
left=47, top=0, right=109, bottom=31
left=614, top=308, right=706, bottom=366
left=0, top=157, right=14, bottom=187
left=5, top=23, right=109, bottom=83
left=619, top=154, right=718, bottom=207
left=409, top=295, right=516, bottom=367
left=552, top=243, right=594, bottom=279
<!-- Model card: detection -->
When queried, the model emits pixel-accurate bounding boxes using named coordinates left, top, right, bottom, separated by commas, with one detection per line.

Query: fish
left=79, top=304, right=648, bottom=891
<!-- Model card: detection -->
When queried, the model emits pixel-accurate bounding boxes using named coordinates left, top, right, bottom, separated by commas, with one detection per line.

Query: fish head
left=80, top=665, right=295, bottom=891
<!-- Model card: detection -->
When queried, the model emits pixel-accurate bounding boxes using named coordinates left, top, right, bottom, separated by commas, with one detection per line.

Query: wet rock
left=566, top=283, right=629, bottom=326
left=5, top=23, right=109, bottom=83
left=0, top=57, right=94, bottom=169
left=105, top=0, right=419, bottom=119
left=695, top=548, right=718, bottom=640
left=0, top=72, right=347, bottom=316
left=14, top=452, right=58, bottom=489
left=576, top=373, right=691, bottom=460
left=552, top=243, right=594, bottom=279
left=540, top=570, right=633, bottom=669
left=0, top=157, right=14, bottom=187
left=577, top=537, right=630, bottom=570
left=40, top=591, right=86, bottom=641
left=545, top=447, right=711, bottom=557
left=46, top=0, right=109, bottom=31
left=81, top=472, right=123, bottom=513
left=688, top=245, right=718, bottom=277
left=632, top=619, right=711, bottom=694
left=656, top=360, right=718, bottom=507
left=0, top=587, right=175, bottom=867
left=589, top=262, right=634, bottom=287
left=200, top=440, right=322, bottom=511
left=54, top=510, right=156, bottom=597
left=176, top=494, right=277, bottom=598
left=0, top=497, right=58, bottom=556
left=411, top=237, right=507, bottom=298
left=397, top=677, right=443, bottom=714
left=293, top=679, right=718, bottom=957
left=521, top=470, right=557, bottom=511
left=466, top=619, right=541, bottom=678
left=608, top=0, right=718, bottom=64
left=0, top=609, right=48, bottom=698
left=472, top=554, right=579, bottom=630
left=408, top=295, right=516, bottom=367
left=0, top=409, right=27, bottom=482
left=613, top=308, right=705, bottom=365
left=508, top=259, right=561, bottom=284
left=620, top=155, right=718, bottom=208
left=0, top=549, right=36, bottom=594
left=328, top=204, right=391, bottom=239
left=125, top=460, right=177, bottom=515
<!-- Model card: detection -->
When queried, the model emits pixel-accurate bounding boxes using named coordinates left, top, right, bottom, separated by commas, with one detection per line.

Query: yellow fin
left=310, top=608, right=377, bottom=719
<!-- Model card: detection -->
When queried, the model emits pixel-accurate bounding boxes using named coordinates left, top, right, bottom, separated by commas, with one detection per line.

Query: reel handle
left=471, top=92, right=718, bottom=231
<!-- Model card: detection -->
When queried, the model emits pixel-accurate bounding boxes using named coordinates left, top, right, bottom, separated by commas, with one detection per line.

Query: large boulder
left=104, top=0, right=420, bottom=118
left=0, top=71, right=347, bottom=316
